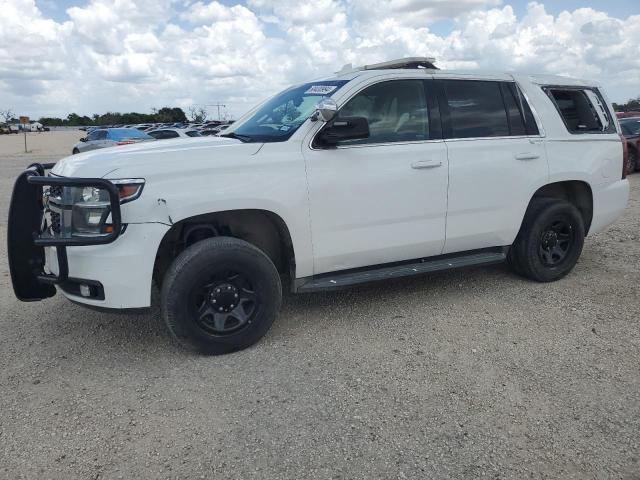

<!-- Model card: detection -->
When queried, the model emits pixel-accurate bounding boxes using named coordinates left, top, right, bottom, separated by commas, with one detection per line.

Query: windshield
left=230, top=80, right=348, bottom=142
left=621, top=119, right=640, bottom=136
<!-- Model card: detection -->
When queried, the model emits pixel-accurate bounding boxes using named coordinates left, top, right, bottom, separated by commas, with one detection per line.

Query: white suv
left=8, top=57, right=630, bottom=354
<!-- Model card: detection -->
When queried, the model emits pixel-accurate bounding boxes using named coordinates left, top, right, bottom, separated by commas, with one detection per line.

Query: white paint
left=50, top=68, right=629, bottom=308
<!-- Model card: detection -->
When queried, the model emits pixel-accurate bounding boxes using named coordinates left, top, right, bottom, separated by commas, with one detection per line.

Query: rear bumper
left=590, top=179, right=629, bottom=234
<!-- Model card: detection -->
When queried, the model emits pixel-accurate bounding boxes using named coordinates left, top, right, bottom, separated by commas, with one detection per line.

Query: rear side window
left=545, top=88, right=615, bottom=134
left=185, top=130, right=201, bottom=137
left=443, top=80, right=510, bottom=138
left=502, top=83, right=539, bottom=136
left=87, top=130, right=105, bottom=141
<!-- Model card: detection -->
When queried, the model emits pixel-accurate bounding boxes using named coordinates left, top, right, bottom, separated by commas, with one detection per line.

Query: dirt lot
left=1, top=131, right=639, bottom=479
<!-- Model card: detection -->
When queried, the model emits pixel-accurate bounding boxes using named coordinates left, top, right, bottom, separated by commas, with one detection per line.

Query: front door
left=303, top=79, right=449, bottom=275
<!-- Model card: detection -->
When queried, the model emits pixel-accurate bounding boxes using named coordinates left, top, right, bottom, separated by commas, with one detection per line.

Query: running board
left=296, top=248, right=508, bottom=292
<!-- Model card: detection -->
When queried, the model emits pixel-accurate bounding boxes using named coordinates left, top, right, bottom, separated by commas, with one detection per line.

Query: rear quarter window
left=544, top=87, right=615, bottom=134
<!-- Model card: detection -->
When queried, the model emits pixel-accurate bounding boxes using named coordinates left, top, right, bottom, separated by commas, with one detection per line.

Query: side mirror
left=317, top=116, right=369, bottom=146
left=314, top=98, right=338, bottom=122
left=80, top=137, right=87, bottom=142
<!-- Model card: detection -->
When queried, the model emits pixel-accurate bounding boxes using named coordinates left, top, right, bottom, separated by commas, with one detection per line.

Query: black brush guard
left=7, top=163, right=122, bottom=301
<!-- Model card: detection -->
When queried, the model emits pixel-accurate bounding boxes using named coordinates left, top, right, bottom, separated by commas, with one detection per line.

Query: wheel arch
left=525, top=180, right=594, bottom=234
left=153, top=209, right=296, bottom=287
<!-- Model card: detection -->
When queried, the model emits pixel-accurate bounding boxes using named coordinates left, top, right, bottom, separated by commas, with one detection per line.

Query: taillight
left=620, top=134, right=629, bottom=179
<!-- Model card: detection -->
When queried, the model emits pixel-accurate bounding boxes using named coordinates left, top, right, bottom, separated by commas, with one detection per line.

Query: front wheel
left=161, top=237, right=282, bottom=355
left=509, top=199, right=585, bottom=282
left=72, top=148, right=79, bottom=155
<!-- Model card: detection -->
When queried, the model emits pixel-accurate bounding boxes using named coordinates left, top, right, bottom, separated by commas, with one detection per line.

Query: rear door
left=438, top=78, right=548, bottom=254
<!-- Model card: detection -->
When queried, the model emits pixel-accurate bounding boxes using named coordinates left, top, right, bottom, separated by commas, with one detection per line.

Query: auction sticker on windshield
left=305, top=85, right=338, bottom=95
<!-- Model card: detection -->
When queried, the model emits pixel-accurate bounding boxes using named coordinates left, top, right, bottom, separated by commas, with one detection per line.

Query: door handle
left=515, top=153, right=540, bottom=161
left=411, top=160, right=443, bottom=169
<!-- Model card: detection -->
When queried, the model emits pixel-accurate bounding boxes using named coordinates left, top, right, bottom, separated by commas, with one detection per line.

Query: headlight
left=46, top=179, right=144, bottom=237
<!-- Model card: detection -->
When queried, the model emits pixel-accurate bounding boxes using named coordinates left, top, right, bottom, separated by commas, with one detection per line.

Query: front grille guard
left=7, top=163, right=122, bottom=301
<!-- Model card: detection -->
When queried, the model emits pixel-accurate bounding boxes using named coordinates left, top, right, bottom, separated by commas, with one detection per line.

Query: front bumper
left=7, top=163, right=123, bottom=301
left=44, top=223, right=169, bottom=309
left=7, top=163, right=169, bottom=309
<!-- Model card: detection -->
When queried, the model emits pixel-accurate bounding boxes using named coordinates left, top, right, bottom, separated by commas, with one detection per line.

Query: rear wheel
left=509, top=199, right=585, bottom=282
left=161, top=237, right=282, bottom=355
left=72, top=148, right=79, bottom=154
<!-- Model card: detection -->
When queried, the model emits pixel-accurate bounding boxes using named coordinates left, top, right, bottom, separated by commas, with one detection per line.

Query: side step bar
left=296, top=248, right=508, bottom=292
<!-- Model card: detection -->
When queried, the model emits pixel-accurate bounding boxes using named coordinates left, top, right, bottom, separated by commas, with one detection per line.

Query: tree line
left=36, top=107, right=189, bottom=127
left=612, top=96, right=640, bottom=112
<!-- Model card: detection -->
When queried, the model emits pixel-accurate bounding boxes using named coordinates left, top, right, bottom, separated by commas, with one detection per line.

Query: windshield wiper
left=220, top=132, right=253, bottom=143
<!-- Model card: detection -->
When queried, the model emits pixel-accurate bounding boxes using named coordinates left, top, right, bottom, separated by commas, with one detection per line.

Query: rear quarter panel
left=518, top=76, right=623, bottom=186
left=517, top=76, right=627, bottom=233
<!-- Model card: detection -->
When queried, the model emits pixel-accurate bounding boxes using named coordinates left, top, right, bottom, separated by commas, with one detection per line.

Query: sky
left=1, top=0, right=639, bottom=120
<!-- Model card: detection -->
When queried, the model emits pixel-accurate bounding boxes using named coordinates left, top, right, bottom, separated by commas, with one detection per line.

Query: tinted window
left=502, top=83, right=526, bottom=136
left=502, top=83, right=540, bottom=136
left=443, top=80, right=509, bottom=138
left=546, top=88, right=614, bottom=134
left=148, top=130, right=179, bottom=139
left=337, top=80, right=429, bottom=145
left=185, top=130, right=201, bottom=137
left=87, top=130, right=106, bottom=141
left=621, top=120, right=640, bottom=136
left=108, top=128, right=152, bottom=140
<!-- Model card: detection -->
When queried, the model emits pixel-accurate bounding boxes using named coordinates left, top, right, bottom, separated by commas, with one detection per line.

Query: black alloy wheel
left=162, top=236, right=282, bottom=355
left=191, top=270, right=258, bottom=335
left=508, top=198, right=585, bottom=282
left=538, top=220, right=575, bottom=266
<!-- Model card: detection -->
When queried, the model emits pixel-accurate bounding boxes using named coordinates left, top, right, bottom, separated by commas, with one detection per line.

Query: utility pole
left=203, top=103, right=226, bottom=121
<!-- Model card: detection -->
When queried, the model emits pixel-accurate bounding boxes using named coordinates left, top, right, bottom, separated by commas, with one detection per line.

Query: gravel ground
left=1, top=133, right=639, bottom=479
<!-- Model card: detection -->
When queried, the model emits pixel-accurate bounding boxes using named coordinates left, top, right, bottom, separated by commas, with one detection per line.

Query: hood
left=54, top=136, right=260, bottom=178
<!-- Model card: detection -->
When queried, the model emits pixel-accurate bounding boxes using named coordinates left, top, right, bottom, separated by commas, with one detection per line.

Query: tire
left=628, top=150, right=637, bottom=174
left=72, top=148, right=79, bottom=155
left=509, top=198, right=585, bottom=282
left=161, top=237, right=282, bottom=355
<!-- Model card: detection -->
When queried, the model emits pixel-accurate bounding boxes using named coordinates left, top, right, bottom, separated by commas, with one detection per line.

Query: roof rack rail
left=336, top=57, right=438, bottom=74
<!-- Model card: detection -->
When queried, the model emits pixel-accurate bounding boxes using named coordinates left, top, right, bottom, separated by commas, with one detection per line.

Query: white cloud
left=0, top=0, right=639, bottom=119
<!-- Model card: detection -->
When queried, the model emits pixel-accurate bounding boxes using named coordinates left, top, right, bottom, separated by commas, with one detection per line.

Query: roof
left=323, top=57, right=599, bottom=89
left=336, top=56, right=438, bottom=74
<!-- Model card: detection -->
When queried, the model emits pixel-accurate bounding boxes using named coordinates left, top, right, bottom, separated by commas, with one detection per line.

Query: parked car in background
left=199, top=128, right=219, bottom=136
left=147, top=128, right=202, bottom=139
left=620, top=117, right=640, bottom=173
left=617, top=111, right=640, bottom=119
left=71, top=128, right=154, bottom=154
